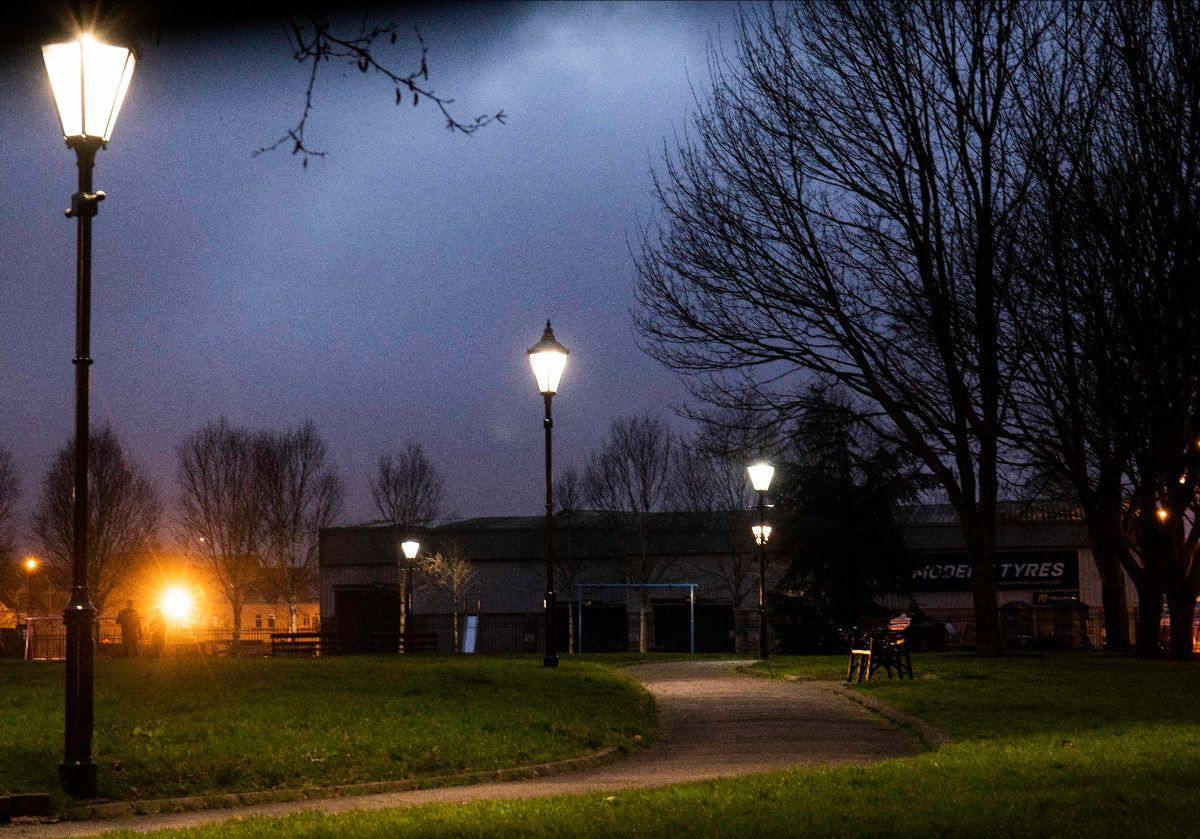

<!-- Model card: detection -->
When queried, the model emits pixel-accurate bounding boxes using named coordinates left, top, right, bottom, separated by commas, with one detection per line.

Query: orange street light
left=160, top=586, right=194, bottom=624
left=23, top=556, right=39, bottom=573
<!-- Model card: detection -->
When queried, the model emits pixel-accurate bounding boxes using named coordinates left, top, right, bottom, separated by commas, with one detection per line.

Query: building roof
left=320, top=510, right=755, bottom=568
left=320, top=502, right=1090, bottom=568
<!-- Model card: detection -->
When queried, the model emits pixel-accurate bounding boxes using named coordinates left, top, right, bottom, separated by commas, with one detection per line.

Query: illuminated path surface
left=10, top=660, right=926, bottom=838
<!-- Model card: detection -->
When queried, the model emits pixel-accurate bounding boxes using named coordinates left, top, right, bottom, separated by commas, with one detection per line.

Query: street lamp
left=43, top=31, right=135, bottom=800
left=528, top=321, right=568, bottom=669
left=747, top=461, right=775, bottom=660
left=399, top=540, right=419, bottom=652
left=19, top=556, right=41, bottom=625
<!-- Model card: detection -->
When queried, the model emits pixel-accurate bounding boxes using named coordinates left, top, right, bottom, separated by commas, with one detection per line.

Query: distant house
left=319, top=502, right=1125, bottom=653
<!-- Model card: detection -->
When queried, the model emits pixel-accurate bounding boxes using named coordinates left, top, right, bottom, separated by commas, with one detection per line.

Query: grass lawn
left=104, top=653, right=1200, bottom=838
left=0, top=655, right=654, bottom=808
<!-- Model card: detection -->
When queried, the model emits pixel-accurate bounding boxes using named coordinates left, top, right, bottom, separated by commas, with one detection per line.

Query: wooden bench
left=847, top=633, right=913, bottom=682
left=270, top=632, right=335, bottom=657
left=369, top=631, right=439, bottom=654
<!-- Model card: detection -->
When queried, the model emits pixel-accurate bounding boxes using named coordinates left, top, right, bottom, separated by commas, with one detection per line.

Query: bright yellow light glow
left=23, top=556, right=39, bottom=572
left=747, top=462, right=775, bottom=492
left=527, top=322, right=569, bottom=395
left=42, top=33, right=135, bottom=142
left=1157, top=508, right=1169, bottom=522
left=752, top=524, right=773, bottom=544
left=161, top=587, right=193, bottom=623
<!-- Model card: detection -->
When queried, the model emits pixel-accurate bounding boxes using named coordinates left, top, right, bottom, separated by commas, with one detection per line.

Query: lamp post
left=42, top=32, right=135, bottom=800
left=20, top=556, right=40, bottom=625
left=528, top=321, right=568, bottom=669
left=400, top=539, right=419, bottom=651
left=747, top=462, right=775, bottom=660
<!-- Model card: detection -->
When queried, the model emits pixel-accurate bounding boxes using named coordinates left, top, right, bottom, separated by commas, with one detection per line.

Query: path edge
left=61, top=747, right=622, bottom=822
left=825, top=684, right=950, bottom=751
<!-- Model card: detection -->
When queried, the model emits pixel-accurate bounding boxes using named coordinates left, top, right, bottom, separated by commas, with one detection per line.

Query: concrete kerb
left=60, top=747, right=622, bottom=822
left=826, top=683, right=950, bottom=751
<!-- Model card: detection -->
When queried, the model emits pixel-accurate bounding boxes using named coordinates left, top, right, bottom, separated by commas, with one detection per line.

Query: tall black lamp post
left=43, top=33, right=135, bottom=799
left=747, top=462, right=775, bottom=660
left=400, top=539, right=419, bottom=651
left=528, top=322, right=568, bottom=669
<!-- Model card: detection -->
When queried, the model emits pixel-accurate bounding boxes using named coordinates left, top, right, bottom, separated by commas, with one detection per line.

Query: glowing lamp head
left=1157, top=508, right=1169, bottom=522
left=752, top=524, right=772, bottom=545
left=23, top=556, right=39, bottom=573
left=747, top=462, right=775, bottom=493
left=42, top=33, right=135, bottom=143
left=527, top=321, right=569, bottom=395
left=401, top=540, right=420, bottom=561
left=161, top=587, right=193, bottom=623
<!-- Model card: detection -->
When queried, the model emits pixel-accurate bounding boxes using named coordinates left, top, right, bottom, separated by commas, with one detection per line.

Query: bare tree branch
left=255, top=14, right=506, bottom=166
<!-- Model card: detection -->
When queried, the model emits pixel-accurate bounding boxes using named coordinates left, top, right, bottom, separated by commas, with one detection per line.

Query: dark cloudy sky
left=0, top=2, right=740, bottom=546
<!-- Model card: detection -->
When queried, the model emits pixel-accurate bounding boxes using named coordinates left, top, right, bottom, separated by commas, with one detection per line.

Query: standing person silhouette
left=117, top=600, right=142, bottom=658
left=147, top=608, right=166, bottom=657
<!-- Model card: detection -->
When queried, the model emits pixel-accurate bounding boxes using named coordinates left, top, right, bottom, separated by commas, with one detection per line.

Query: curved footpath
left=8, top=660, right=927, bottom=838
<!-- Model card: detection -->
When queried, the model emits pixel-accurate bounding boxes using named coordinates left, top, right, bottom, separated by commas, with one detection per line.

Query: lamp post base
left=58, top=760, right=97, bottom=800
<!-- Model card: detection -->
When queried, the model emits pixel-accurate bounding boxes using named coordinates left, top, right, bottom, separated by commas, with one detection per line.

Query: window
left=254, top=614, right=262, bottom=629
left=267, top=614, right=276, bottom=629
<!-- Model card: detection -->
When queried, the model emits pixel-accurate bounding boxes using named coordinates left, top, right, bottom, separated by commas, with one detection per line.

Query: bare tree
left=255, top=422, right=344, bottom=633
left=634, top=1, right=1051, bottom=653
left=1011, top=0, right=1200, bottom=656
left=0, top=447, right=20, bottom=613
left=421, top=542, right=476, bottom=652
left=0, top=447, right=17, bottom=566
left=370, top=441, right=445, bottom=640
left=31, top=425, right=159, bottom=615
left=584, top=415, right=676, bottom=652
left=177, top=420, right=262, bottom=645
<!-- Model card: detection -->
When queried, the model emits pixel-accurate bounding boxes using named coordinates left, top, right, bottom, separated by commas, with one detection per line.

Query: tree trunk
left=288, top=599, right=298, bottom=634
left=567, top=600, right=575, bottom=654
left=1095, top=547, right=1132, bottom=652
left=963, top=528, right=1000, bottom=655
left=452, top=610, right=460, bottom=652
left=231, top=601, right=242, bottom=651
left=638, top=604, right=649, bottom=653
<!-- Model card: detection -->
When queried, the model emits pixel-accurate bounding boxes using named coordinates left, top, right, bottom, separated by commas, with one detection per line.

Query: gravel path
left=7, top=660, right=925, bottom=837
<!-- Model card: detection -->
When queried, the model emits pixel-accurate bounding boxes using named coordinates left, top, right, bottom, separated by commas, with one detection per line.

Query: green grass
left=574, top=652, right=755, bottom=668
left=0, top=655, right=654, bottom=807
left=102, top=653, right=1200, bottom=838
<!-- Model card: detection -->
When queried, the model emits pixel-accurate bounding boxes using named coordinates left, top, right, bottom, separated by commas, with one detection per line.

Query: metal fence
left=16, top=622, right=283, bottom=660
left=12, top=606, right=1198, bottom=659
left=917, top=606, right=1192, bottom=651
